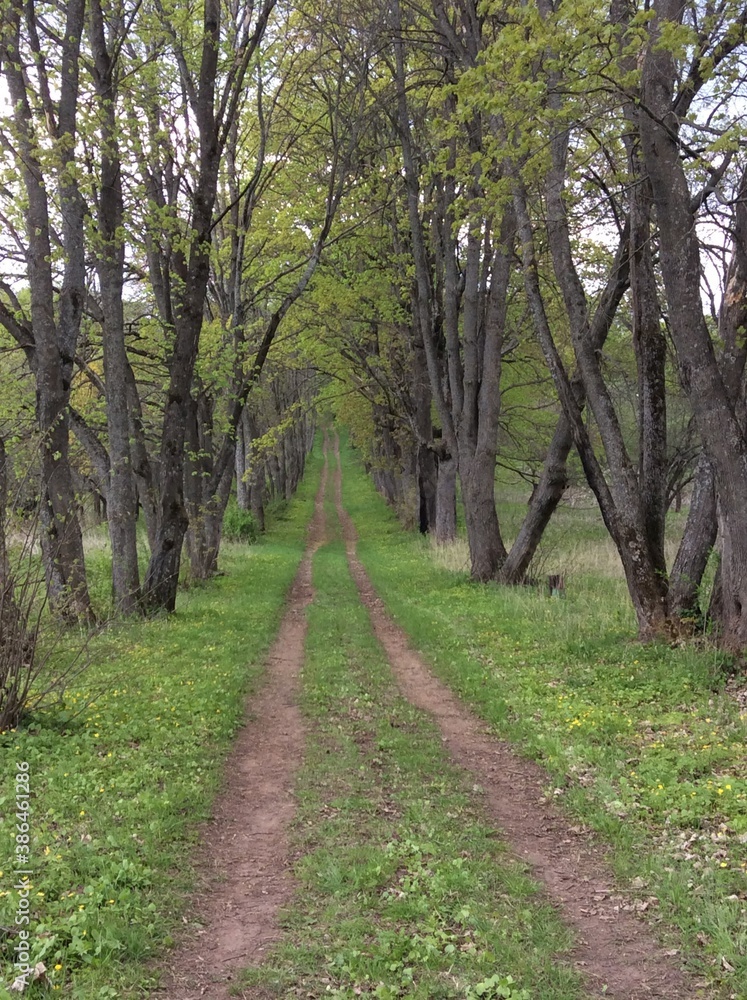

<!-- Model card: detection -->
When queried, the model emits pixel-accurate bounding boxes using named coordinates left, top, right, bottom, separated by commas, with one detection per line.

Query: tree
left=0, top=0, right=94, bottom=621
left=125, top=0, right=277, bottom=611
left=180, top=0, right=374, bottom=579
left=640, top=0, right=747, bottom=648
left=87, top=0, right=142, bottom=614
left=454, top=0, right=747, bottom=642
left=388, top=0, right=518, bottom=579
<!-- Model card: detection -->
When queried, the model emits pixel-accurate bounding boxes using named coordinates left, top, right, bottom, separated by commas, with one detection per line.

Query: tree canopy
left=1, top=0, right=746, bottom=648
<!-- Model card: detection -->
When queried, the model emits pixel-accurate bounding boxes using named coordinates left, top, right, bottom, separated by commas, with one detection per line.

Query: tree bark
left=663, top=158, right=747, bottom=622
left=668, top=456, right=716, bottom=621
left=236, top=410, right=250, bottom=510
left=500, top=416, right=572, bottom=583
left=434, top=453, right=457, bottom=543
left=126, top=366, right=159, bottom=553
left=245, top=409, right=266, bottom=531
left=412, top=319, right=437, bottom=532
left=630, top=171, right=668, bottom=579
left=250, top=476, right=266, bottom=533
left=0, top=435, right=9, bottom=587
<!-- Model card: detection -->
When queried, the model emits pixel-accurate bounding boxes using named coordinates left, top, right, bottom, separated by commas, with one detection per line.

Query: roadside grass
left=0, top=446, right=323, bottom=1000
left=239, top=531, right=585, bottom=1000
left=83, top=492, right=295, bottom=621
left=455, top=476, right=690, bottom=587
left=338, top=438, right=747, bottom=998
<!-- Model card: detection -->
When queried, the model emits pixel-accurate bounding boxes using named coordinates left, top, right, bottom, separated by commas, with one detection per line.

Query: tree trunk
left=372, top=408, right=402, bottom=506
left=245, top=410, right=266, bottom=531
left=450, top=209, right=515, bottom=580
left=184, top=387, right=232, bottom=582
left=126, top=366, right=159, bottom=552
left=544, top=129, right=669, bottom=635
left=412, top=323, right=437, bottom=532
left=251, top=477, right=266, bottom=533
left=630, top=172, right=668, bottom=579
left=188, top=463, right=233, bottom=580
left=669, top=456, right=716, bottom=621
left=142, top=301, right=206, bottom=610
left=275, top=443, right=287, bottom=500
left=418, top=458, right=436, bottom=534
left=236, top=410, right=249, bottom=510
left=143, top=0, right=274, bottom=611
left=666, top=161, right=747, bottom=623
left=266, top=451, right=280, bottom=499
left=500, top=416, right=571, bottom=583
left=459, top=455, right=505, bottom=580
left=641, top=0, right=747, bottom=649
left=184, top=394, right=203, bottom=580
left=236, top=409, right=251, bottom=510
left=500, top=226, right=630, bottom=584
left=514, top=181, right=668, bottom=638
left=90, top=0, right=141, bottom=614
left=250, top=475, right=266, bottom=533
left=0, top=435, right=9, bottom=586
left=615, top=0, right=668, bottom=580
left=283, top=431, right=295, bottom=499
left=434, top=453, right=457, bottom=543
left=0, top=0, right=93, bottom=622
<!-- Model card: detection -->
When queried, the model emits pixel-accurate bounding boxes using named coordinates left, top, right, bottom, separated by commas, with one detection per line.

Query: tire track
left=331, top=433, right=700, bottom=1000
left=154, top=439, right=330, bottom=1000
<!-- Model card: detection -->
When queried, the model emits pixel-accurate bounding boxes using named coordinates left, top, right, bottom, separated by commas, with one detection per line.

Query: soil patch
left=153, top=444, right=329, bottom=999
left=332, top=436, right=701, bottom=1000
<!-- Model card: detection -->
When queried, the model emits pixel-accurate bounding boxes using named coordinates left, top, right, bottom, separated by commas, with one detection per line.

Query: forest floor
left=154, top=434, right=706, bottom=1000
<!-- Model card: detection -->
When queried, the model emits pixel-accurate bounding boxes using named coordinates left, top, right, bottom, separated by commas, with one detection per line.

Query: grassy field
left=339, top=438, right=747, bottom=998
left=0, top=447, right=323, bottom=999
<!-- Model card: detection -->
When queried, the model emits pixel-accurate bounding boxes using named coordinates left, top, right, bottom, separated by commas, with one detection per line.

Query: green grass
left=240, top=521, right=585, bottom=999
left=0, top=445, right=324, bottom=1000
left=338, top=435, right=747, bottom=999
left=7, top=431, right=742, bottom=997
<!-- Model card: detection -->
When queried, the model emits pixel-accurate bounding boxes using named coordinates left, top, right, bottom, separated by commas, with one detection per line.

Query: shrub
left=0, top=524, right=92, bottom=731
left=222, top=503, right=259, bottom=543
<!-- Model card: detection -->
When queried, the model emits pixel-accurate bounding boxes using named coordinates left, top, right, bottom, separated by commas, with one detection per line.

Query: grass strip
left=0, top=446, right=324, bottom=1000
left=337, top=435, right=747, bottom=998
left=240, top=531, right=586, bottom=1000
